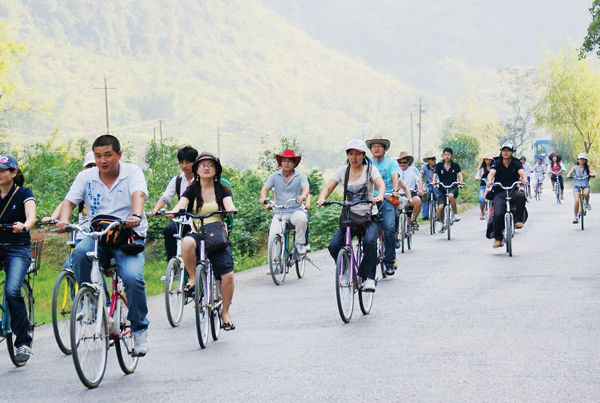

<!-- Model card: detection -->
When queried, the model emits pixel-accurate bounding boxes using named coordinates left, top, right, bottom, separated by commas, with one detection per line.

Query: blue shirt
left=264, top=170, right=309, bottom=214
left=0, top=185, right=35, bottom=246
left=371, top=156, right=399, bottom=197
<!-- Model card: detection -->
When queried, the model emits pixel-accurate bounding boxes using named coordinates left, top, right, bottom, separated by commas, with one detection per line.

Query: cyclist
left=533, top=157, right=546, bottom=192
left=149, top=146, right=197, bottom=261
left=56, top=135, right=150, bottom=356
left=259, top=149, right=310, bottom=255
left=0, top=155, right=36, bottom=363
left=365, top=135, right=408, bottom=275
left=486, top=143, right=528, bottom=248
left=420, top=152, right=439, bottom=220
left=432, top=147, right=463, bottom=232
left=316, top=139, right=385, bottom=292
left=475, top=154, right=494, bottom=220
left=567, top=153, right=596, bottom=224
left=519, top=156, right=532, bottom=198
left=168, top=152, right=238, bottom=331
left=548, top=153, right=565, bottom=200
left=397, top=151, right=423, bottom=229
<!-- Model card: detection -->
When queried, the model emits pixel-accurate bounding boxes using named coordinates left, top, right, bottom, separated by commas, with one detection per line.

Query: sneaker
left=514, top=222, right=524, bottom=229
left=384, top=264, right=395, bottom=276
left=362, top=278, right=376, bottom=292
left=132, top=329, right=149, bottom=357
left=395, top=237, right=400, bottom=249
left=573, top=217, right=579, bottom=224
left=436, top=222, right=444, bottom=233
left=411, top=221, right=420, bottom=230
left=586, top=202, right=592, bottom=211
left=453, top=214, right=461, bottom=222
left=296, top=243, right=310, bottom=255
left=15, top=345, right=33, bottom=363
left=492, top=239, right=503, bottom=248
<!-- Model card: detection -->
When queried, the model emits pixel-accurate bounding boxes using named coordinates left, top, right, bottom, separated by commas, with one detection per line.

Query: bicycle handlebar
left=263, top=198, right=303, bottom=210
left=173, top=209, right=237, bottom=220
left=433, top=181, right=463, bottom=190
left=492, top=181, right=523, bottom=191
left=53, top=220, right=125, bottom=238
left=322, top=200, right=373, bottom=208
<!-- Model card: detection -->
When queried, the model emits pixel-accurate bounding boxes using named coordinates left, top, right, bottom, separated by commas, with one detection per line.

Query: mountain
left=0, top=0, right=452, bottom=168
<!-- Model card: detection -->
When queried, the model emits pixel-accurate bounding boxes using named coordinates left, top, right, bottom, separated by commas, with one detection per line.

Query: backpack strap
left=175, top=175, right=183, bottom=201
left=343, top=165, right=351, bottom=202
left=0, top=186, right=20, bottom=221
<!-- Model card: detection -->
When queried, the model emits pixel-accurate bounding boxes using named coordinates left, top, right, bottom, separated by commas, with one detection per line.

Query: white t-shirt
left=398, top=166, right=421, bottom=193
left=65, top=162, right=149, bottom=237
left=331, top=163, right=381, bottom=216
left=160, top=172, right=194, bottom=205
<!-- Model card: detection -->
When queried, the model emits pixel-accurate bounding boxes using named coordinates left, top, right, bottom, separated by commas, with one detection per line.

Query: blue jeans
left=478, top=185, right=486, bottom=205
left=72, top=237, right=149, bottom=332
left=423, top=184, right=440, bottom=219
left=1, top=245, right=33, bottom=348
left=328, top=221, right=379, bottom=280
left=377, top=200, right=397, bottom=268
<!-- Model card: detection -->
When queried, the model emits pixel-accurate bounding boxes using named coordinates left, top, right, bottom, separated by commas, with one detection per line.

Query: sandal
left=221, top=322, right=236, bottom=331
left=183, top=282, right=195, bottom=292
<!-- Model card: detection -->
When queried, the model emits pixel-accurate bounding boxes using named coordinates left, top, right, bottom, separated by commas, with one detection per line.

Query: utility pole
left=413, top=98, right=427, bottom=162
left=158, top=119, right=164, bottom=144
left=94, top=73, right=117, bottom=135
left=410, top=110, right=414, bottom=156
left=153, top=127, right=156, bottom=143
left=217, top=127, right=221, bottom=159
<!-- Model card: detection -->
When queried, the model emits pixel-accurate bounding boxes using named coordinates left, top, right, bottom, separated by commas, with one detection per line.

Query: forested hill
left=0, top=0, right=436, bottom=168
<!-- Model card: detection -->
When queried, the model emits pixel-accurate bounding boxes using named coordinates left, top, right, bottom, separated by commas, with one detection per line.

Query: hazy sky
left=263, top=0, right=592, bottom=87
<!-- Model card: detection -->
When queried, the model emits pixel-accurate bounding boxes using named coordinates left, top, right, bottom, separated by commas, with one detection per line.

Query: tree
left=537, top=46, right=600, bottom=157
left=439, top=132, right=480, bottom=172
left=499, top=68, right=540, bottom=152
left=580, top=0, right=600, bottom=58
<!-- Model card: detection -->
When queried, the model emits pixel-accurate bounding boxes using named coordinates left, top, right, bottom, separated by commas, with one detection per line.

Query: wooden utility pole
left=217, top=126, right=221, bottom=159
left=158, top=119, right=164, bottom=144
left=413, top=98, right=427, bottom=162
left=410, top=110, right=414, bottom=156
left=94, top=73, right=117, bottom=135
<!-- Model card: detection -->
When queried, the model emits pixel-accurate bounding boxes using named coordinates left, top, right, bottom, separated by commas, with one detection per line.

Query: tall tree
left=537, top=46, right=600, bottom=156
left=500, top=68, right=539, bottom=153
left=580, top=0, right=600, bottom=58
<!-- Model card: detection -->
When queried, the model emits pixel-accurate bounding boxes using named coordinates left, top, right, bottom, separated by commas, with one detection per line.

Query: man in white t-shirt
left=397, top=151, right=423, bottom=229
left=57, top=135, right=150, bottom=357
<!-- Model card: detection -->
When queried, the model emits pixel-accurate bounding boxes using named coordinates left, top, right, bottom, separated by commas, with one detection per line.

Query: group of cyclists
left=0, top=132, right=595, bottom=367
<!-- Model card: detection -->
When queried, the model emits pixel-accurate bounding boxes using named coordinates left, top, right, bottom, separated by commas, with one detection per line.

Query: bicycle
left=435, top=182, right=462, bottom=241
left=153, top=210, right=189, bottom=327
left=534, top=175, right=544, bottom=201
left=552, top=174, right=562, bottom=204
left=0, top=232, right=42, bottom=367
left=426, top=188, right=437, bottom=235
left=323, top=200, right=375, bottom=323
left=492, top=181, right=523, bottom=257
left=59, top=221, right=139, bottom=389
left=397, top=202, right=413, bottom=253
left=173, top=209, right=235, bottom=349
left=572, top=175, right=590, bottom=231
left=264, top=198, right=308, bottom=285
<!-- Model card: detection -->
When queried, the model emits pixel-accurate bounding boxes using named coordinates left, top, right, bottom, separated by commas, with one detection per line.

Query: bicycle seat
left=101, top=258, right=117, bottom=276
left=284, top=222, right=296, bottom=231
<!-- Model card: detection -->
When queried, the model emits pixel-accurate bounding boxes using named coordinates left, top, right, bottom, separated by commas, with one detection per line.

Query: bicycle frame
left=344, top=224, right=363, bottom=291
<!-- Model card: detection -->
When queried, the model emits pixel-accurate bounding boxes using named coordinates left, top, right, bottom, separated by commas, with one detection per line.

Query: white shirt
left=398, top=166, right=421, bottom=192
left=65, top=162, right=149, bottom=237
left=160, top=172, right=194, bottom=205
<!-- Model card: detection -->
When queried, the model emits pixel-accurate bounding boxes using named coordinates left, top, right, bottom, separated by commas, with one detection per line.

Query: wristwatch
left=132, top=213, right=143, bottom=219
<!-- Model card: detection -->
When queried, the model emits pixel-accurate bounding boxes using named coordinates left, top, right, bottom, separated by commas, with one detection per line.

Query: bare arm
left=169, top=196, right=191, bottom=214
left=259, top=184, right=271, bottom=204
left=486, top=168, right=497, bottom=187
left=223, top=196, right=237, bottom=212
left=14, top=200, right=36, bottom=233
left=458, top=171, right=464, bottom=185
left=566, top=166, right=576, bottom=178
left=297, top=184, right=310, bottom=203
left=317, top=179, right=339, bottom=205
left=57, top=200, right=77, bottom=229
left=150, top=199, right=168, bottom=216
left=518, top=168, right=528, bottom=185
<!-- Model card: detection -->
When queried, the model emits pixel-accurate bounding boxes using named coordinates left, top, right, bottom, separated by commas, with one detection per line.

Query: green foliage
left=439, top=132, right=480, bottom=172
left=580, top=0, right=600, bottom=58
left=306, top=169, right=324, bottom=197
left=257, top=134, right=302, bottom=173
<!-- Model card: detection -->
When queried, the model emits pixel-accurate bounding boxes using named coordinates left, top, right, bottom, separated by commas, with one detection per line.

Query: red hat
left=275, top=149, right=302, bottom=166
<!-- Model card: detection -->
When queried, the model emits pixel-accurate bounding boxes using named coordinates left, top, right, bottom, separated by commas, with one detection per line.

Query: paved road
left=3, top=182, right=600, bottom=402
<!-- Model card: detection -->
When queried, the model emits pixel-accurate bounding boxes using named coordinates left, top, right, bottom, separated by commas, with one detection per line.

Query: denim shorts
left=573, top=185, right=589, bottom=194
left=186, top=233, right=234, bottom=278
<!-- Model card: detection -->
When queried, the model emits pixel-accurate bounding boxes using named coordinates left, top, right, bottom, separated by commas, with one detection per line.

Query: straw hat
left=396, top=151, right=414, bottom=166
left=365, top=135, right=391, bottom=151
left=422, top=151, right=437, bottom=162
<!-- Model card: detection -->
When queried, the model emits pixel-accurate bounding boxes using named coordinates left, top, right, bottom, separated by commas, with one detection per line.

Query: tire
left=7, top=280, right=34, bottom=368
left=52, top=270, right=76, bottom=355
left=70, top=287, right=108, bottom=389
left=556, top=182, right=561, bottom=204
left=505, top=213, right=513, bottom=257
left=194, top=264, right=209, bottom=349
left=335, top=248, right=354, bottom=323
left=295, top=252, right=306, bottom=279
left=358, top=283, right=374, bottom=315
left=407, top=224, right=413, bottom=250
left=114, top=294, right=138, bottom=374
left=377, top=233, right=386, bottom=279
left=445, top=206, right=452, bottom=241
left=164, top=258, right=185, bottom=327
left=210, top=272, right=221, bottom=341
left=580, top=195, right=585, bottom=231
left=268, top=236, right=286, bottom=285
left=399, top=213, right=406, bottom=253
left=429, top=201, right=436, bottom=235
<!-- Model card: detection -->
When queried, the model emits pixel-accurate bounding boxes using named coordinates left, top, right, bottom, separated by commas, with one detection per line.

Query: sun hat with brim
left=193, top=151, right=222, bottom=177
left=422, top=152, right=437, bottom=162
left=365, top=135, right=391, bottom=151
left=275, top=149, right=302, bottom=166
left=577, top=152, right=588, bottom=160
left=482, top=153, right=495, bottom=160
left=0, top=155, right=18, bottom=170
left=83, top=151, right=96, bottom=168
left=345, top=139, right=368, bottom=154
left=396, top=151, right=415, bottom=166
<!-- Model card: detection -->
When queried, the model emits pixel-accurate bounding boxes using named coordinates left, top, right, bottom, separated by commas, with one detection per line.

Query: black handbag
left=339, top=165, right=372, bottom=235
left=202, top=221, right=229, bottom=253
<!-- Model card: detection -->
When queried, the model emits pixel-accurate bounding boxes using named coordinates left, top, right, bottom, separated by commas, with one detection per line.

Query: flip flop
left=221, top=322, right=236, bottom=331
left=183, top=282, right=195, bottom=292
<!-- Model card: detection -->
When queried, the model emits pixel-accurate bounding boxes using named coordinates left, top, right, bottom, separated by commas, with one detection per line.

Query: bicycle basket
left=28, top=239, right=44, bottom=274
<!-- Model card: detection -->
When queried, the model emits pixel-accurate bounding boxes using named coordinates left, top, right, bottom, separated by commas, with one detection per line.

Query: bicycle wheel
left=429, top=201, right=436, bottom=235
left=194, top=264, right=209, bottom=348
left=445, top=206, right=452, bottom=241
left=70, top=287, right=108, bottom=389
left=399, top=213, right=406, bottom=253
left=268, top=235, right=285, bottom=285
left=114, top=294, right=138, bottom=374
left=555, top=182, right=561, bottom=204
left=580, top=195, right=585, bottom=231
left=376, top=233, right=386, bottom=279
left=52, top=270, right=76, bottom=355
left=407, top=223, right=413, bottom=250
left=358, top=282, right=374, bottom=315
left=210, top=272, right=221, bottom=341
left=7, top=280, right=34, bottom=368
left=295, top=253, right=306, bottom=279
left=505, top=213, right=513, bottom=256
left=164, top=258, right=185, bottom=327
left=335, top=248, right=354, bottom=323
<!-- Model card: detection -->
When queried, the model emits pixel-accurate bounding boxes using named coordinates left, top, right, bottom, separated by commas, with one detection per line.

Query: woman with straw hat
left=420, top=152, right=438, bottom=220
left=475, top=153, right=495, bottom=220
